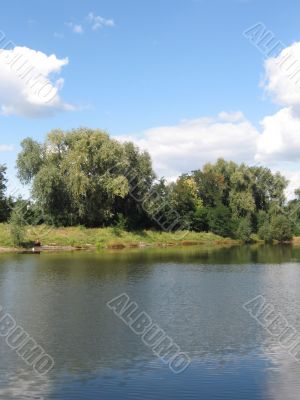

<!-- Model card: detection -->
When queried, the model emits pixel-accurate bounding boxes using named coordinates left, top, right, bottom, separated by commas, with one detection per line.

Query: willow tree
left=17, top=128, right=155, bottom=227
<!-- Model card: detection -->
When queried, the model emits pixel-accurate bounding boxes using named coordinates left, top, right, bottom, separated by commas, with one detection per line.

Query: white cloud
left=256, top=41, right=300, bottom=163
left=116, top=110, right=300, bottom=199
left=282, top=170, right=300, bottom=200
left=263, top=41, right=300, bottom=111
left=0, top=46, right=73, bottom=117
left=66, top=22, right=84, bottom=34
left=113, top=39, right=300, bottom=199
left=73, top=24, right=84, bottom=34
left=0, top=145, right=14, bottom=152
left=87, top=12, right=115, bottom=31
left=116, top=112, right=259, bottom=179
left=256, top=107, right=300, bottom=162
left=217, top=111, right=245, bottom=122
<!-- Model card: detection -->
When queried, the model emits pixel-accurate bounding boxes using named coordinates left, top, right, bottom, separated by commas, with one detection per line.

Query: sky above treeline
left=1, top=0, right=300, bottom=198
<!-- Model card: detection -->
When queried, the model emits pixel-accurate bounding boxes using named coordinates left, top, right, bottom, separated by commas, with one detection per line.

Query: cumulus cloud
left=256, top=41, right=300, bottom=163
left=0, top=46, right=73, bottom=117
left=263, top=41, right=300, bottom=111
left=87, top=12, right=115, bottom=30
left=256, top=107, right=300, bottom=162
left=117, top=112, right=259, bottom=179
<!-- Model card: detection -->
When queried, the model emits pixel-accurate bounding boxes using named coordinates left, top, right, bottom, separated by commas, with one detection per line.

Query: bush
left=270, top=215, right=292, bottom=242
left=249, top=233, right=260, bottom=243
left=9, top=207, right=26, bottom=246
left=112, top=213, right=128, bottom=236
left=258, top=221, right=272, bottom=243
left=236, top=217, right=252, bottom=242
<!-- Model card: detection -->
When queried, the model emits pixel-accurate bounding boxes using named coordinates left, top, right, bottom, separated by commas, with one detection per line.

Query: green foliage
left=236, top=217, right=252, bottom=242
left=17, top=129, right=155, bottom=228
left=17, top=138, right=44, bottom=184
left=258, top=213, right=292, bottom=243
left=14, top=134, right=294, bottom=240
left=113, top=213, right=128, bottom=236
left=193, top=167, right=225, bottom=207
left=0, top=165, right=11, bottom=223
left=9, top=207, right=27, bottom=246
left=258, top=221, right=273, bottom=243
left=169, top=175, right=203, bottom=229
left=270, top=215, right=293, bottom=242
left=192, top=205, right=209, bottom=231
left=207, top=205, right=233, bottom=237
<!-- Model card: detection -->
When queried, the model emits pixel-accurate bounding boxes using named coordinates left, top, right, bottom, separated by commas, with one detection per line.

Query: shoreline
left=0, top=239, right=297, bottom=255
left=0, top=224, right=297, bottom=255
left=0, top=224, right=239, bottom=254
left=0, top=238, right=239, bottom=254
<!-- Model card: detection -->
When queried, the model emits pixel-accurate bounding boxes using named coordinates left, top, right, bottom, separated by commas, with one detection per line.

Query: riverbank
left=0, top=223, right=238, bottom=253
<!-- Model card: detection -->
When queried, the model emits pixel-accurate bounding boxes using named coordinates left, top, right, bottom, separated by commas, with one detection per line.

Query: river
left=0, top=244, right=300, bottom=399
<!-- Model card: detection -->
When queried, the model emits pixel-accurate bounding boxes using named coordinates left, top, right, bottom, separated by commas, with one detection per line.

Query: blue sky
left=1, top=0, right=300, bottom=197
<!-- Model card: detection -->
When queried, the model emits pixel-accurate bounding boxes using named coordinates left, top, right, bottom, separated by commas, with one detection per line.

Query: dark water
left=1, top=244, right=300, bottom=399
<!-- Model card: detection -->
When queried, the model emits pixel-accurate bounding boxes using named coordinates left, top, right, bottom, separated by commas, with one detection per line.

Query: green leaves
left=17, top=138, right=44, bottom=184
left=9, top=206, right=26, bottom=246
left=15, top=134, right=295, bottom=240
left=16, top=128, right=155, bottom=227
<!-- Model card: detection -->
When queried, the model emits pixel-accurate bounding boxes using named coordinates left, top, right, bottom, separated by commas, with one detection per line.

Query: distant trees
left=10, top=129, right=300, bottom=243
left=170, top=159, right=293, bottom=242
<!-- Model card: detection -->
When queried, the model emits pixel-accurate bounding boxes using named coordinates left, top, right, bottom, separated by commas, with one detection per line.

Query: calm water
left=1, top=244, right=300, bottom=399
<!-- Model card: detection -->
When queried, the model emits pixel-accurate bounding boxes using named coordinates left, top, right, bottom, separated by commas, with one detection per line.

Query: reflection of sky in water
left=0, top=246, right=300, bottom=399
left=0, top=368, right=50, bottom=399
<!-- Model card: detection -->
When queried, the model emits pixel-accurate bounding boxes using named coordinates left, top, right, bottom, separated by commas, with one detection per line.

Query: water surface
left=0, top=244, right=300, bottom=399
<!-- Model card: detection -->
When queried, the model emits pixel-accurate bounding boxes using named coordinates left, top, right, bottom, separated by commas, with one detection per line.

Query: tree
left=295, top=187, right=300, bottom=201
left=15, top=133, right=294, bottom=238
left=193, top=165, right=225, bottom=207
left=287, top=190, right=300, bottom=235
left=229, top=165, right=256, bottom=219
left=17, top=129, right=155, bottom=228
left=112, top=141, right=156, bottom=229
left=192, top=205, right=209, bottom=232
left=169, top=175, right=203, bottom=228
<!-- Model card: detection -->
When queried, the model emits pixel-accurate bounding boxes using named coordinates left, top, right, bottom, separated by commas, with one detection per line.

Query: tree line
left=1, top=128, right=300, bottom=242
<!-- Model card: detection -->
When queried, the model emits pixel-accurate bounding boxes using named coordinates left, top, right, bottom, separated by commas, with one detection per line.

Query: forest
left=1, top=128, right=299, bottom=243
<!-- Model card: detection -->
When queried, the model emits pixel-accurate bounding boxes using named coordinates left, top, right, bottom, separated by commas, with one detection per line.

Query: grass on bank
left=0, top=223, right=237, bottom=249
